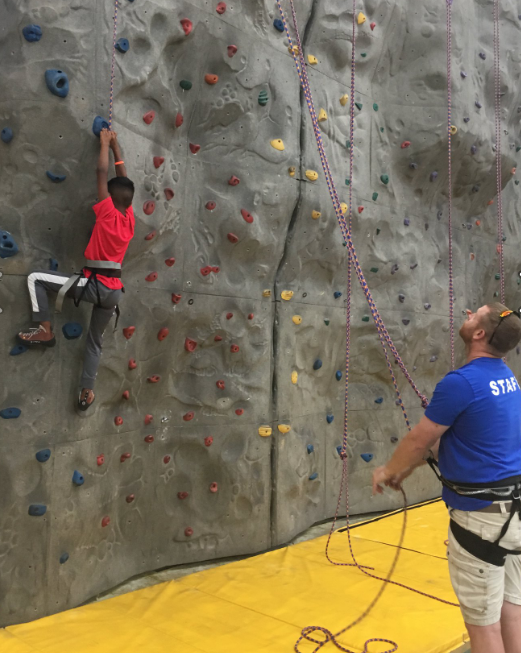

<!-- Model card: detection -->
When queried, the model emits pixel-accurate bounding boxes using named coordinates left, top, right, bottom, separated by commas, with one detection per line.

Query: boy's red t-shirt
left=83, top=196, right=135, bottom=289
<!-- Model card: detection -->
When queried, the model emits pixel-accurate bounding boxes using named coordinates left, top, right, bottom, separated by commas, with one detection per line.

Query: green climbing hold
left=373, top=103, right=379, bottom=111
left=516, top=180, right=520, bottom=186
left=380, top=174, right=389, bottom=185
left=258, top=90, right=269, bottom=106
left=345, top=178, right=350, bottom=186
left=376, top=228, right=381, bottom=235
left=324, top=320, right=330, bottom=326
left=372, top=192, right=378, bottom=201
left=355, top=102, right=363, bottom=111
left=517, top=146, right=521, bottom=152
left=361, top=53, right=367, bottom=58
left=502, top=236, right=507, bottom=242
left=180, top=80, right=192, bottom=90
left=370, top=267, right=379, bottom=273
left=362, top=316, right=370, bottom=322
left=495, top=273, right=501, bottom=280
left=380, top=127, right=384, bottom=133
left=346, top=140, right=351, bottom=149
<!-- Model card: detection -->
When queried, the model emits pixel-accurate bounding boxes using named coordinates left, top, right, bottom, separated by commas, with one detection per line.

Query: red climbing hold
left=126, top=494, right=135, bottom=503
left=120, top=453, right=131, bottom=462
left=101, top=516, right=111, bottom=528
left=401, top=141, right=411, bottom=149
left=200, top=266, right=212, bottom=277
left=216, top=380, right=225, bottom=390
left=189, top=143, right=201, bottom=154
left=204, top=74, right=219, bottom=85
left=122, top=390, right=130, bottom=400
left=163, top=455, right=171, bottom=464
left=358, top=206, right=364, bottom=214
left=228, top=175, right=240, bottom=186
left=230, top=344, right=239, bottom=353
left=180, top=18, right=193, bottom=35
left=216, top=1, right=226, bottom=14
left=128, top=358, right=137, bottom=370
left=165, top=257, right=176, bottom=267
left=204, top=436, right=213, bottom=447
left=147, top=375, right=161, bottom=384
left=123, top=326, right=135, bottom=339
left=178, top=491, right=189, bottom=500
left=158, top=327, right=169, bottom=341
left=211, top=266, right=220, bottom=273
left=226, top=312, right=233, bottom=320
left=241, top=209, right=254, bottom=224
left=164, top=188, right=174, bottom=200
left=143, top=200, right=155, bottom=215
left=184, top=527, right=194, bottom=537
left=185, top=337, right=197, bottom=352
left=183, top=412, right=194, bottom=422
left=172, top=293, right=182, bottom=304
left=206, top=201, right=216, bottom=210
left=175, top=112, right=183, bottom=128
left=210, top=482, right=218, bottom=493
left=144, top=435, right=154, bottom=443
left=144, top=414, right=153, bottom=425
left=227, top=45, right=237, bottom=57
left=143, top=110, right=155, bottom=125
left=214, top=335, right=222, bottom=342
left=235, top=408, right=244, bottom=416
left=145, top=272, right=158, bottom=282
left=153, top=156, right=164, bottom=169
left=115, top=416, right=123, bottom=426
left=227, top=233, right=239, bottom=244
left=145, top=231, right=156, bottom=241
left=248, top=313, right=254, bottom=320
left=370, top=21, right=376, bottom=30
left=97, top=455, right=105, bottom=466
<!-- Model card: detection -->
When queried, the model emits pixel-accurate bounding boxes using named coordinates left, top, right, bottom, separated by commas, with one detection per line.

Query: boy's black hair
left=108, top=176, right=134, bottom=208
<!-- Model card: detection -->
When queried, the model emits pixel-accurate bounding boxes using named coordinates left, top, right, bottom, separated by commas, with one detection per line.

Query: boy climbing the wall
left=17, top=129, right=135, bottom=413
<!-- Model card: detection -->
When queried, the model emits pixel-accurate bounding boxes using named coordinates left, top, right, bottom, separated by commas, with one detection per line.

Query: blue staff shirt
left=424, top=357, right=521, bottom=511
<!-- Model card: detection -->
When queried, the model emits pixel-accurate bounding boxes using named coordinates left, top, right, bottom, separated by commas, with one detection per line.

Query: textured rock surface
left=0, top=0, right=520, bottom=625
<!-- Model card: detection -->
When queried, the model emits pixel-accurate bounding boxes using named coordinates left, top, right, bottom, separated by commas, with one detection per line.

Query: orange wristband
left=115, top=160, right=124, bottom=165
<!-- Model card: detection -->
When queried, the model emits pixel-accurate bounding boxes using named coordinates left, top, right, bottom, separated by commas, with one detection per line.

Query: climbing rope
left=108, top=0, right=119, bottom=129
left=493, top=0, right=505, bottom=304
left=446, top=0, right=455, bottom=370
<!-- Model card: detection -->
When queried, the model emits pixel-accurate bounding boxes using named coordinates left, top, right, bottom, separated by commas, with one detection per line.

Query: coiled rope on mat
left=276, top=1, right=460, bottom=651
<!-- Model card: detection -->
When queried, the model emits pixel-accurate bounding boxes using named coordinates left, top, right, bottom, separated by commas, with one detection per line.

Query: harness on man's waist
left=427, top=455, right=521, bottom=567
left=55, top=259, right=123, bottom=328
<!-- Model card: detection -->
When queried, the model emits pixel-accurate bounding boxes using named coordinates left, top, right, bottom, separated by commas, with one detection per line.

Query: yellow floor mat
left=0, top=498, right=469, bottom=653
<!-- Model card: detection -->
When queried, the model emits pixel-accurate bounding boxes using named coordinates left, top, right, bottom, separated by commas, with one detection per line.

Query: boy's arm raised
left=97, top=129, right=111, bottom=201
left=110, top=132, right=128, bottom=177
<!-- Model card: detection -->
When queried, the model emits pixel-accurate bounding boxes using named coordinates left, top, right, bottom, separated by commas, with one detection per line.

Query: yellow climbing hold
left=358, top=12, right=367, bottom=25
left=288, top=45, right=299, bottom=55
left=307, top=54, right=318, bottom=65
left=281, top=290, right=294, bottom=301
left=291, top=371, right=298, bottom=384
left=292, top=315, right=302, bottom=325
left=340, top=94, right=349, bottom=106
left=258, top=426, right=272, bottom=437
left=340, top=202, right=348, bottom=214
left=450, top=125, right=458, bottom=135
left=312, top=210, right=321, bottom=220
left=306, top=170, right=318, bottom=181
left=288, top=166, right=296, bottom=177
left=278, top=424, right=291, bottom=434
left=270, top=139, right=285, bottom=151
left=318, top=108, right=328, bottom=122
left=262, top=289, right=272, bottom=297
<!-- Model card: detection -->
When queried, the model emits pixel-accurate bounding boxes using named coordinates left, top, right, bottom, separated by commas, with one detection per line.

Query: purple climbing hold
left=390, top=436, right=399, bottom=444
left=464, top=117, right=470, bottom=123
left=471, top=145, right=477, bottom=154
left=409, top=162, right=418, bottom=170
left=460, top=71, right=468, bottom=78
left=479, top=52, right=486, bottom=60
left=398, top=294, right=405, bottom=303
left=430, top=355, right=438, bottom=363
left=391, top=263, right=399, bottom=275
left=472, top=184, right=480, bottom=193
left=402, top=318, right=410, bottom=326
left=403, top=218, right=410, bottom=226
left=410, top=263, right=418, bottom=270
left=430, top=171, right=438, bottom=182
left=437, top=210, right=443, bottom=220
left=424, top=303, right=431, bottom=310
left=475, top=100, right=482, bottom=109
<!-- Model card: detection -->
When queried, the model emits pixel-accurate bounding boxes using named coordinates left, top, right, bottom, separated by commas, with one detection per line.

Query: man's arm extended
left=110, top=132, right=127, bottom=177
left=97, top=129, right=111, bottom=201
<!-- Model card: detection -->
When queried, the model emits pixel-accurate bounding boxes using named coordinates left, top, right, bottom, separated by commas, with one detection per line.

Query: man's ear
left=473, top=327, right=487, bottom=341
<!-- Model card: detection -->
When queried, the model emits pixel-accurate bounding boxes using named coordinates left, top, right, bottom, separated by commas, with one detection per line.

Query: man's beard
left=459, top=322, right=473, bottom=345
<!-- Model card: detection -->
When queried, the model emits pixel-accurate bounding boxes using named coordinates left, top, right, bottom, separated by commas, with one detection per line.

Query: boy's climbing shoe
left=78, top=390, right=95, bottom=412
left=17, top=325, right=56, bottom=347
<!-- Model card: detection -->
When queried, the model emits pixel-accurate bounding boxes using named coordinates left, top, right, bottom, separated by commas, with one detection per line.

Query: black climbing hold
left=180, top=80, right=192, bottom=90
left=360, top=453, right=373, bottom=463
left=115, top=38, right=129, bottom=53
left=471, top=145, right=477, bottom=154
left=307, top=444, right=314, bottom=454
left=335, top=370, right=342, bottom=381
left=472, top=184, right=480, bottom=193
left=62, top=322, right=83, bottom=340
left=402, top=319, right=410, bottom=326
left=45, top=69, right=69, bottom=98
left=46, top=171, right=66, bottom=183
left=495, top=273, right=501, bottom=280
left=326, top=415, right=334, bottom=424
left=10, top=344, right=27, bottom=356
left=324, top=319, right=330, bottom=326
left=370, top=267, right=379, bottom=273
left=0, top=407, right=21, bottom=419
left=0, top=230, right=19, bottom=258
left=28, top=504, right=47, bottom=517
left=409, top=162, right=418, bottom=170
left=334, top=291, right=342, bottom=299
left=92, top=116, right=109, bottom=137
left=430, top=355, right=438, bottom=362
left=1, top=127, right=13, bottom=144
left=390, top=436, right=399, bottom=444
left=398, top=294, right=405, bottom=303
left=362, top=316, right=370, bottom=322
left=72, top=470, right=84, bottom=486
left=424, top=303, right=431, bottom=310
left=479, top=52, right=486, bottom=60
left=313, top=359, right=323, bottom=370
left=391, top=264, right=399, bottom=275
left=437, top=210, right=443, bottom=220
left=22, top=24, right=42, bottom=42
left=464, top=117, right=470, bottom=123
left=374, top=397, right=383, bottom=404
left=273, top=18, right=284, bottom=32
left=309, top=473, right=318, bottom=481
left=49, top=258, right=58, bottom=271
left=60, top=553, right=70, bottom=565
left=35, top=449, right=51, bottom=463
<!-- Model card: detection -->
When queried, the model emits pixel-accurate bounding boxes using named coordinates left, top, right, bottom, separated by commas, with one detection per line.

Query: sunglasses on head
left=488, top=309, right=521, bottom=345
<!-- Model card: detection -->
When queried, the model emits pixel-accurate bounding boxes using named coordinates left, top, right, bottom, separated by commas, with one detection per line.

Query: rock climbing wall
left=1, top=0, right=520, bottom=626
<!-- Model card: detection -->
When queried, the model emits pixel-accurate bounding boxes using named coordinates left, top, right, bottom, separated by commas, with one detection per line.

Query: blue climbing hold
left=326, top=414, right=334, bottom=424
left=46, top=171, right=66, bottom=183
left=60, top=553, right=70, bottom=564
left=72, top=470, right=84, bottom=486
left=49, top=258, right=58, bottom=271
left=335, top=371, right=342, bottom=381
left=273, top=19, right=284, bottom=32
left=62, top=322, right=83, bottom=340
left=374, top=397, right=383, bottom=404
left=313, top=359, right=323, bottom=370
left=0, top=407, right=21, bottom=419
left=28, top=504, right=47, bottom=517
left=0, top=230, right=19, bottom=258
left=92, top=116, right=109, bottom=137
left=1, top=127, right=13, bottom=144
left=309, top=472, right=318, bottom=481
left=334, top=291, right=342, bottom=299
left=336, top=445, right=343, bottom=456
left=360, top=453, right=373, bottom=463
left=115, top=38, right=130, bottom=53
left=10, top=344, right=28, bottom=356
left=22, top=24, right=42, bottom=42
left=36, top=449, right=51, bottom=463
left=45, top=69, right=69, bottom=98
left=307, top=444, right=314, bottom=454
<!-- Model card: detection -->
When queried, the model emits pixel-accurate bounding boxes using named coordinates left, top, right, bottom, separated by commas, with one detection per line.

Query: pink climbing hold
left=185, top=337, right=197, bottom=352
left=144, top=414, right=153, bottom=425
left=172, top=293, right=182, bottom=304
left=163, top=455, right=171, bottom=464
left=184, top=527, right=194, bottom=537
left=204, top=436, right=213, bottom=447
left=123, top=326, right=135, bottom=339
left=216, top=380, right=225, bottom=389
left=126, top=494, right=135, bottom=503
left=122, top=390, right=130, bottom=400
left=143, top=200, right=155, bottom=215
left=401, top=141, right=411, bottom=149
left=183, top=411, right=194, bottom=422
left=114, top=416, right=123, bottom=426
left=120, top=452, right=131, bottom=462
left=97, top=455, right=105, bottom=466
left=210, top=482, right=218, bottom=493
left=227, top=233, right=239, bottom=244
left=241, top=208, right=254, bottom=223
left=206, top=201, right=216, bottom=210
left=145, top=231, right=156, bottom=241
left=153, top=156, right=164, bottom=169
left=230, top=344, right=239, bottom=353
left=248, top=313, right=254, bottom=320
left=180, top=18, right=193, bottom=36
left=358, top=206, right=364, bottom=214
left=200, top=266, right=212, bottom=277
left=214, top=335, right=223, bottom=342
left=145, top=271, right=158, bottom=282
left=165, top=257, right=176, bottom=267
left=226, top=312, right=233, bottom=320
left=227, top=45, right=237, bottom=57
left=164, top=188, right=174, bottom=200
left=158, top=327, right=169, bottom=341
left=370, top=22, right=376, bottom=30
left=204, top=74, right=219, bottom=85
left=175, top=112, right=183, bottom=128
left=144, top=435, right=154, bottom=443
left=189, top=143, right=201, bottom=154
left=101, top=516, right=111, bottom=528
left=235, top=408, right=244, bottom=416
left=147, top=375, right=161, bottom=383
left=178, top=491, right=189, bottom=500
left=211, top=266, right=220, bottom=273
left=143, top=110, right=155, bottom=125
left=216, top=1, right=226, bottom=14
left=228, top=175, right=240, bottom=186
left=128, top=358, right=137, bottom=370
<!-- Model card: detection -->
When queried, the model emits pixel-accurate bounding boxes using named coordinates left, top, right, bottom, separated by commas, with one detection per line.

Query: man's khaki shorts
left=448, top=506, right=521, bottom=626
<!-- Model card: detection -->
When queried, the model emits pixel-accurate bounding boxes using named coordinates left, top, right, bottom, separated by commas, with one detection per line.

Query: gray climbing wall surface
left=1, top=0, right=521, bottom=625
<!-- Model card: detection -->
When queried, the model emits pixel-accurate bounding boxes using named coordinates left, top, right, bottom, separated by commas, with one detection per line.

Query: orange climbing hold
left=114, top=416, right=123, bottom=426
left=145, top=271, right=158, bottom=282
left=241, top=208, right=254, bottom=223
left=488, top=200, right=494, bottom=206
left=216, top=380, right=225, bottom=389
left=172, top=293, right=182, bottom=304
left=143, top=110, right=155, bottom=125
left=235, top=408, right=244, bottom=416
left=123, top=326, right=135, bottom=339
left=153, top=156, right=164, bottom=169
left=205, top=74, right=219, bottom=85
left=143, top=200, right=155, bottom=215
left=144, top=414, right=153, bottom=425
left=165, top=257, right=176, bottom=266
left=358, top=206, right=364, bottom=214
left=227, top=233, right=239, bottom=243
left=180, top=18, right=193, bottom=36
left=164, top=188, right=174, bottom=200
left=206, top=201, right=216, bottom=210
left=101, top=516, right=111, bottom=528
left=204, top=436, right=213, bottom=446
left=175, top=112, right=183, bottom=128
left=183, top=412, right=194, bottom=422
left=476, top=220, right=481, bottom=226
left=230, top=344, right=240, bottom=353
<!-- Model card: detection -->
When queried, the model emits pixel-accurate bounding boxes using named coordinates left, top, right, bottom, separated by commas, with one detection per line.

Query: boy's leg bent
left=27, top=270, right=87, bottom=321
